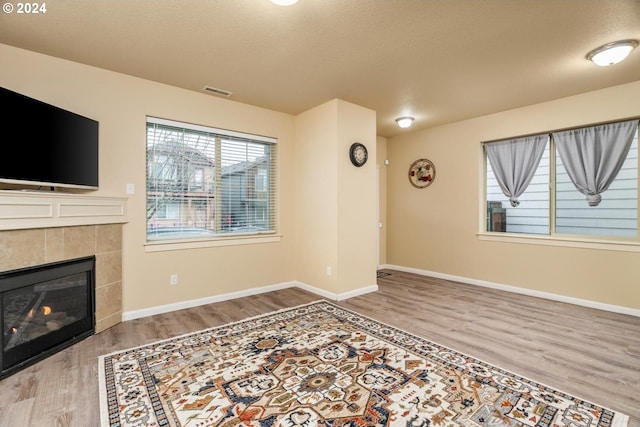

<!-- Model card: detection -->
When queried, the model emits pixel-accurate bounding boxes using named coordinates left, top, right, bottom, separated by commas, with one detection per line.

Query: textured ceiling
left=1, top=0, right=639, bottom=137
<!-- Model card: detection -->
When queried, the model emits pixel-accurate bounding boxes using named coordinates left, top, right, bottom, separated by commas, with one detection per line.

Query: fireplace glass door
left=1, top=256, right=95, bottom=378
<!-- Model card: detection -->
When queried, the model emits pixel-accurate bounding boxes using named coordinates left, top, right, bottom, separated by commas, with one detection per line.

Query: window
left=154, top=202, right=180, bottom=220
left=255, top=169, right=268, bottom=192
left=192, top=168, right=204, bottom=190
left=485, top=119, right=639, bottom=240
left=146, top=117, right=277, bottom=241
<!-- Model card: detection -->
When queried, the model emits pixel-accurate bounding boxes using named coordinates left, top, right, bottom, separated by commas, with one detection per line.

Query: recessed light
left=586, top=39, right=638, bottom=66
left=271, top=0, right=298, bottom=5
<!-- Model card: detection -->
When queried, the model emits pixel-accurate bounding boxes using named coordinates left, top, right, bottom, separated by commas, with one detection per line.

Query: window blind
left=146, top=117, right=277, bottom=241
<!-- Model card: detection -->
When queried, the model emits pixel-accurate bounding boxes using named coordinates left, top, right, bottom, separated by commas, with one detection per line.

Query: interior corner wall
left=386, top=80, right=640, bottom=311
left=293, top=101, right=339, bottom=294
left=294, top=99, right=377, bottom=296
left=377, top=136, right=388, bottom=266
left=336, top=100, right=377, bottom=293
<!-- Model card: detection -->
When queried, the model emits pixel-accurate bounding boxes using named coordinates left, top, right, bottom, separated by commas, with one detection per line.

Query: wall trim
left=123, top=281, right=295, bottom=321
left=0, top=190, right=127, bottom=230
left=380, top=264, right=640, bottom=318
left=337, top=284, right=379, bottom=301
left=294, top=281, right=379, bottom=301
left=122, top=281, right=378, bottom=321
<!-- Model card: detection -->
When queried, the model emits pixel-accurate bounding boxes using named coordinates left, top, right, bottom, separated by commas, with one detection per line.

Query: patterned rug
left=98, top=300, right=628, bottom=427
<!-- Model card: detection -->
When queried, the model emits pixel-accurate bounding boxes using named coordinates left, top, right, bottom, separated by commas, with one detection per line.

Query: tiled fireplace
left=0, top=223, right=123, bottom=332
left=0, top=190, right=127, bottom=375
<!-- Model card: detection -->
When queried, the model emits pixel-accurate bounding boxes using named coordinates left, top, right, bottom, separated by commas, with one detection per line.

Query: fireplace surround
left=1, top=256, right=95, bottom=378
left=0, top=190, right=127, bottom=376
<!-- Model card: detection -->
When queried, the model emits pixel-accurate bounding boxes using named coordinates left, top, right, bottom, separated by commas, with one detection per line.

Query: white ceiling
left=1, top=0, right=639, bottom=137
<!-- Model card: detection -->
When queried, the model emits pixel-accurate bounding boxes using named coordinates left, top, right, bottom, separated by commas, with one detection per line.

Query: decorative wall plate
left=408, top=158, right=436, bottom=188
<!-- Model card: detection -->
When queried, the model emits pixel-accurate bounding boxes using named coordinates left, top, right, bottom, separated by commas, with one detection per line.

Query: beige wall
left=294, top=101, right=339, bottom=293
left=0, top=43, right=297, bottom=312
left=294, top=99, right=377, bottom=295
left=335, top=100, right=377, bottom=293
left=386, top=80, right=640, bottom=310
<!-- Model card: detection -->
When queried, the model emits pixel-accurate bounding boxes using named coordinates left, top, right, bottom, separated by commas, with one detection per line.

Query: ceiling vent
left=202, top=86, right=232, bottom=97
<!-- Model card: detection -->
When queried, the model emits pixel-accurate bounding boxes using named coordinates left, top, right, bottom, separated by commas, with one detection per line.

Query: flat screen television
left=0, top=87, right=99, bottom=191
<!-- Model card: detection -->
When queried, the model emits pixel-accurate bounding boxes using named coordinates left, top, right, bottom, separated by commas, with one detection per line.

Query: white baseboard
left=294, top=281, right=379, bottom=301
left=123, top=281, right=296, bottom=321
left=337, top=284, right=379, bottom=301
left=380, top=264, right=640, bottom=318
left=122, top=281, right=378, bottom=321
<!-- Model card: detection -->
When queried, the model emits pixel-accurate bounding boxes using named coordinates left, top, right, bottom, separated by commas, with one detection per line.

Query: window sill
left=144, top=234, right=282, bottom=252
left=477, top=232, right=640, bottom=253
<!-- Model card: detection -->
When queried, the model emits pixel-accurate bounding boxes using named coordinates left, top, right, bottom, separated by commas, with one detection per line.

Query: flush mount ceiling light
left=586, top=39, right=638, bottom=66
left=270, top=0, right=298, bottom=5
left=395, top=116, right=415, bottom=128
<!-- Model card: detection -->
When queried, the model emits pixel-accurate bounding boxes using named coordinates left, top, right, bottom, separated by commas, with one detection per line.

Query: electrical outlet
left=326, top=266, right=332, bottom=276
left=170, top=274, right=178, bottom=285
left=126, top=183, right=135, bottom=195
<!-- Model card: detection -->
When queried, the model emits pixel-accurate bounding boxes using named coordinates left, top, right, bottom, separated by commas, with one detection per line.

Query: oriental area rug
left=98, top=300, right=628, bottom=427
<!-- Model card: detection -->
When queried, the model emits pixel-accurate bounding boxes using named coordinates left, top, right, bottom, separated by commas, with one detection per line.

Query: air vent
left=202, top=86, right=232, bottom=97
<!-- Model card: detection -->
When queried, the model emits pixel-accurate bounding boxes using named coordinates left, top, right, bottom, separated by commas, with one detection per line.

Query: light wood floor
left=0, top=269, right=638, bottom=427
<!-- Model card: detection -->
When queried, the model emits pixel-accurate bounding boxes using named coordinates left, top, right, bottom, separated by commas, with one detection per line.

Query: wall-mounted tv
left=0, top=87, right=99, bottom=191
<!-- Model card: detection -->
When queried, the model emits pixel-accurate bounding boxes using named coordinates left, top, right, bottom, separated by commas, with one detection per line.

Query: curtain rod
left=481, top=115, right=640, bottom=145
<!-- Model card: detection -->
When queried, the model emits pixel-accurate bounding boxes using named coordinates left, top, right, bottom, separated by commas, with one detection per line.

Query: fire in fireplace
left=1, top=256, right=95, bottom=379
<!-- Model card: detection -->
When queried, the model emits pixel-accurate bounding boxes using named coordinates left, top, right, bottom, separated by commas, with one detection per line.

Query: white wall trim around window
left=144, top=234, right=282, bottom=252
left=477, top=232, right=640, bottom=252
left=147, top=116, right=277, bottom=144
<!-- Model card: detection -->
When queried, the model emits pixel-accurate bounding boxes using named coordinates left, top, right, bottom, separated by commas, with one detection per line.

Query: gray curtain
left=554, top=119, right=639, bottom=207
left=485, top=134, right=548, bottom=207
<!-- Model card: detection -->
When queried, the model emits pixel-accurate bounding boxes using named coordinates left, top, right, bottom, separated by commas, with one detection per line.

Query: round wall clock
left=408, top=158, right=436, bottom=188
left=349, top=142, right=368, bottom=167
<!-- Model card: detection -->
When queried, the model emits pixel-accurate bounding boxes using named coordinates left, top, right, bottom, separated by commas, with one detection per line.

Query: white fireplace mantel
left=0, top=190, right=127, bottom=231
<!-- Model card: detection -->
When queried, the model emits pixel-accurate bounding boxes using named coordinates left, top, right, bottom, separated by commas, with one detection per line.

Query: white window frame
left=145, top=117, right=280, bottom=251
left=479, top=119, right=640, bottom=253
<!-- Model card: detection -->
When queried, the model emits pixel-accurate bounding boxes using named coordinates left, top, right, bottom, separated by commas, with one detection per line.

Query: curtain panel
left=485, top=134, right=548, bottom=207
left=554, top=119, right=639, bottom=207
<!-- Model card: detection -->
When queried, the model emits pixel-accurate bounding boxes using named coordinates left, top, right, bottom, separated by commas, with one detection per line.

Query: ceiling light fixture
left=270, top=0, right=298, bottom=5
left=586, top=39, right=638, bottom=66
left=395, top=116, right=415, bottom=128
